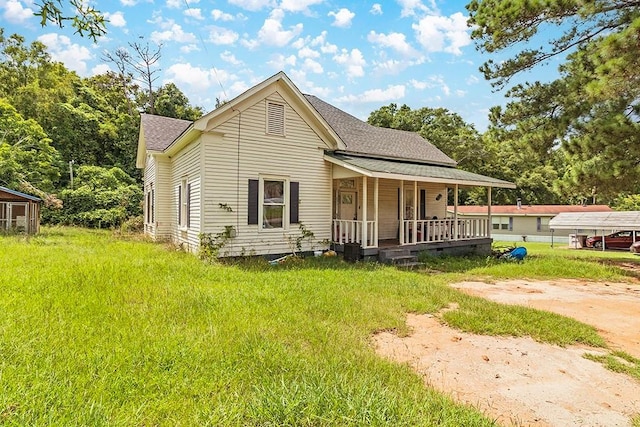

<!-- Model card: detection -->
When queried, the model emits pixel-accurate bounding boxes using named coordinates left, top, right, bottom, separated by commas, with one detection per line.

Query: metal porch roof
left=324, top=153, right=516, bottom=188
left=549, top=211, right=640, bottom=230
left=0, top=186, right=42, bottom=202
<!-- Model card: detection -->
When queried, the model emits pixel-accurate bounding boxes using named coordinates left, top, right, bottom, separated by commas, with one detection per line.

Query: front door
left=339, top=191, right=357, bottom=220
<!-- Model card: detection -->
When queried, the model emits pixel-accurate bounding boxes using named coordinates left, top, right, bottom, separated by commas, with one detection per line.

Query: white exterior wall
left=201, top=92, right=332, bottom=256
left=143, top=155, right=173, bottom=240
left=143, top=154, right=157, bottom=238
left=361, top=179, right=448, bottom=240
left=170, top=140, right=202, bottom=252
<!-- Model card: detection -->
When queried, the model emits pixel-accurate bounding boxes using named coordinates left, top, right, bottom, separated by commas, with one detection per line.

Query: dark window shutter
left=186, top=183, right=191, bottom=228
left=290, top=181, right=299, bottom=224
left=248, top=179, right=259, bottom=225
left=420, top=189, right=426, bottom=220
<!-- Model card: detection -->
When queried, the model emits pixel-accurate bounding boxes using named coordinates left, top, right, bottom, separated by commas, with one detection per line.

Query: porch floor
left=333, top=237, right=493, bottom=261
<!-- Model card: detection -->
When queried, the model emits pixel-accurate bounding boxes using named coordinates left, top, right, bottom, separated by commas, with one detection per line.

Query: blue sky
left=1, top=0, right=522, bottom=130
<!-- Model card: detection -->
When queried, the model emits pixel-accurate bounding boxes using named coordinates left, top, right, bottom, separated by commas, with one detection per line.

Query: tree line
left=3, top=0, right=640, bottom=230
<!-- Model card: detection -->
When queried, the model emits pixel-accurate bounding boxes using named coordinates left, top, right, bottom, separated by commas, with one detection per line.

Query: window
left=178, top=179, right=190, bottom=229
left=266, top=102, right=285, bottom=135
left=492, top=216, right=513, bottom=231
left=145, top=184, right=154, bottom=224
left=248, top=178, right=299, bottom=229
left=262, top=179, right=285, bottom=229
left=537, top=217, right=550, bottom=232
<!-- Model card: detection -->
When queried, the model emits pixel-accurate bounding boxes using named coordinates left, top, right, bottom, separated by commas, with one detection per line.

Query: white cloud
left=166, top=0, right=181, bottom=8
left=466, top=74, right=480, bottom=85
left=302, top=58, right=323, bottom=73
left=91, top=63, right=111, bottom=75
left=164, top=63, right=217, bottom=92
left=208, top=26, right=239, bottom=45
left=212, top=9, right=234, bottom=21
left=298, top=46, right=319, bottom=58
left=397, top=0, right=436, bottom=18
left=287, top=69, right=332, bottom=98
left=221, top=51, right=243, bottom=65
left=333, top=48, right=366, bottom=78
left=455, top=89, right=466, bottom=97
left=328, top=8, right=355, bottom=28
left=256, top=9, right=303, bottom=47
left=267, top=53, right=297, bottom=69
left=280, top=0, right=323, bottom=13
left=120, top=0, right=137, bottom=6
left=2, top=0, right=34, bottom=23
left=150, top=23, right=197, bottom=44
left=370, top=4, right=382, bottom=15
left=180, top=44, right=200, bottom=53
left=228, top=0, right=275, bottom=11
left=37, top=34, right=92, bottom=76
left=104, top=11, right=126, bottom=27
left=337, top=85, right=406, bottom=103
left=412, top=12, right=471, bottom=55
left=183, top=8, right=204, bottom=20
left=367, top=31, right=420, bottom=57
left=409, top=79, right=429, bottom=90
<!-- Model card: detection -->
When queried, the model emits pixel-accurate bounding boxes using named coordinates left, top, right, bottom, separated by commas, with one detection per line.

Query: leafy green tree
left=468, top=0, right=640, bottom=203
left=34, top=0, right=107, bottom=41
left=368, top=104, right=488, bottom=173
left=154, top=83, right=203, bottom=120
left=0, top=99, right=60, bottom=193
left=45, top=165, right=142, bottom=228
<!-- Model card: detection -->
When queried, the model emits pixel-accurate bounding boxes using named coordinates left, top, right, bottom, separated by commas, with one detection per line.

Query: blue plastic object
left=506, top=246, right=527, bottom=261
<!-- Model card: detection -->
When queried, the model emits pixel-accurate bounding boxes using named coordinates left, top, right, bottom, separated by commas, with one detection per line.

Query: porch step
left=379, top=248, right=422, bottom=268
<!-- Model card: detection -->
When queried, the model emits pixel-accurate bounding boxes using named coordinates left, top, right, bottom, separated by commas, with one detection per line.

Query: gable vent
left=266, top=102, right=285, bottom=135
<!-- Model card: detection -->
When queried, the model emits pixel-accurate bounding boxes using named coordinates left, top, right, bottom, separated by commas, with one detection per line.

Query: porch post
left=374, top=177, right=379, bottom=248
left=399, top=180, right=404, bottom=245
left=362, top=176, right=368, bottom=248
left=413, top=181, right=418, bottom=244
left=487, top=186, right=492, bottom=238
left=454, top=184, right=459, bottom=239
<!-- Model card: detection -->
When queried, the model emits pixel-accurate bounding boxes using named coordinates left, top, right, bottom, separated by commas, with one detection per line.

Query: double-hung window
left=145, top=184, right=154, bottom=224
left=261, top=178, right=286, bottom=229
left=178, top=178, right=190, bottom=229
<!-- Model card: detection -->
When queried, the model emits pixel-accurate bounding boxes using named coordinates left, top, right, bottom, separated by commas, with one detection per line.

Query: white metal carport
left=549, top=211, right=640, bottom=250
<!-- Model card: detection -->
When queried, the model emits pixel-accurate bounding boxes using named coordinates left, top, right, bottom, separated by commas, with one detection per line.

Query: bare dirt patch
left=373, top=280, right=640, bottom=426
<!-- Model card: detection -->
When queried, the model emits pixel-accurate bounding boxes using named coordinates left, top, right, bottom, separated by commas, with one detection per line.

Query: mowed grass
left=0, top=228, right=626, bottom=425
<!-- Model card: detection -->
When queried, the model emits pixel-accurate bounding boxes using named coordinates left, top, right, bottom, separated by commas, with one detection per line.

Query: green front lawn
left=0, top=228, right=633, bottom=425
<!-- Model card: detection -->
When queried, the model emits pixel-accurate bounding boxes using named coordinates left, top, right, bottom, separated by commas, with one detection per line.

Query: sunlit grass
left=0, top=227, right=632, bottom=425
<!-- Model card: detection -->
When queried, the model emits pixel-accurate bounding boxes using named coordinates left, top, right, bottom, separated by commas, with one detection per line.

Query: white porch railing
left=332, top=219, right=376, bottom=248
left=401, top=218, right=490, bottom=245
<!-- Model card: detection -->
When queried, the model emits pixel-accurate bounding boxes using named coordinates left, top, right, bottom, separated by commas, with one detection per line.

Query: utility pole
left=69, top=160, right=74, bottom=189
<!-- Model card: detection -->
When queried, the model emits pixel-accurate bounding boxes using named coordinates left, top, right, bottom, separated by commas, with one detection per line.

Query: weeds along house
left=137, top=72, right=514, bottom=258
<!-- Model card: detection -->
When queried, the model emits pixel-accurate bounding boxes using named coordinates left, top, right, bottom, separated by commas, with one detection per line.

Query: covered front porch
left=325, top=153, right=515, bottom=259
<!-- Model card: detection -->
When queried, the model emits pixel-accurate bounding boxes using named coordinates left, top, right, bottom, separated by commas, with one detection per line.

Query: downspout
left=487, top=187, right=492, bottom=239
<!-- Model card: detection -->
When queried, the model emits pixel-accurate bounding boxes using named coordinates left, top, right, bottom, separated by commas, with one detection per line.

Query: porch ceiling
left=325, top=153, right=516, bottom=189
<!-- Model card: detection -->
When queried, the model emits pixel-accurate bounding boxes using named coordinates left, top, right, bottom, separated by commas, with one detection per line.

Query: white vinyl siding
left=170, top=140, right=202, bottom=252
left=202, top=92, right=332, bottom=256
left=361, top=179, right=448, bottom=240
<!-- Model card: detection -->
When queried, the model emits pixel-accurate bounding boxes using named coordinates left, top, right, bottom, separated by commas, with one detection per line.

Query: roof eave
left=332, top=150, right=457, bottom=168
left=324, top=154, right=516, bottom=188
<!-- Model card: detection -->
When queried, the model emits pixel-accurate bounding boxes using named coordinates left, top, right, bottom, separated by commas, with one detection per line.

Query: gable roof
left=448, top=205, right=613, bottom=216
left=305, top=95, right=457, bottom=166
left=140, top=114, right=192, bottom=152
left=0, top=186, right=41, bottom=202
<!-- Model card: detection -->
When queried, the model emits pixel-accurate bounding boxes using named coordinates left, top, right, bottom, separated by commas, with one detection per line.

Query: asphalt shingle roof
left=305, top=95, right=457, bottom=166
left=326, top=153, right=514, bottom=188
left=140, top=113, right=192, bottom=151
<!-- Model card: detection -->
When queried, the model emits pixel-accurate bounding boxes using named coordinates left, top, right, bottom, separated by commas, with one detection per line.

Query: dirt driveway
left=374, top=279, right=640, bottom=426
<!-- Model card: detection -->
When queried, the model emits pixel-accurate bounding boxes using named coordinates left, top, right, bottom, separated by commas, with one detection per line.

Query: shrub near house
left=44, top=165, right=142, bottom=228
